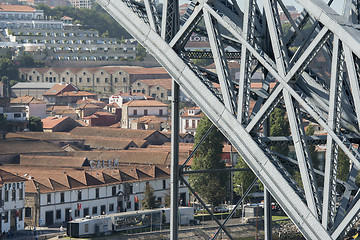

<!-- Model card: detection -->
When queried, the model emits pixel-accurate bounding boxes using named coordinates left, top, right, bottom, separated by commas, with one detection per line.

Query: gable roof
left=43, top=83, right=77, bottom=96
left=11, top=95, right=46, bottom=104
left=0, top=139, right=65, bottom=155
left=133, top=115, right=165, bottom=123
left=0, top=164, right=170, bottom=193
left=70, top=126, right=161, bottom=140
left=19, top=155, right=89, bottom=167
left=42, top=116, right=70, bottom=129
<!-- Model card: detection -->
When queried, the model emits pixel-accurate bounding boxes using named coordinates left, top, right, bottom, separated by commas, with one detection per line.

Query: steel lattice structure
left=97, top=0, right=360, bottom=239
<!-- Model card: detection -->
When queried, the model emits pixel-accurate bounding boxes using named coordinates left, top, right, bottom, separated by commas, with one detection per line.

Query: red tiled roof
left=0, top=5, right=35, bottom=12
left=42, top=116, right=70, bottom=129
left=11, top=95, right=46, bottom=104
left=43, top=83, right=77, bottom=96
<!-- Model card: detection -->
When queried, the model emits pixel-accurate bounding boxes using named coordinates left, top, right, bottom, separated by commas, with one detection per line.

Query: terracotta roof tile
left=70, top=126, right=162, bottom=140
left=42, top=116, right=70, bottom=129
left=43, top=83, right=77, bottom=96
left=19, top=155, right=89, bottom=167
left=11, top=95, right=46, bottom=104
left=0, top=5, right=35, bottom=12
left=0, top=138, right=65, bottom=155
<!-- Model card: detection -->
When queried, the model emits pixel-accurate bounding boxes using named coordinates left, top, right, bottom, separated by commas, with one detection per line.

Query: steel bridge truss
left=97, top=0, right=360, bottom=239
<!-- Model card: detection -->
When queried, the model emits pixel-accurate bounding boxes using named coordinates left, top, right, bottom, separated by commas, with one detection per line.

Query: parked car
left=214, top=206, right=229, bottom=213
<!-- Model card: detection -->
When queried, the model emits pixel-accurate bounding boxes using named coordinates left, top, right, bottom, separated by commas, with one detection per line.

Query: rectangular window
left=83, top=208, right=89, bottom=217
left=101, top=205, right=106, bottom=215
left=77, top=191, right=82, bottom=201
left=192, top=120, right=196, bottom=127
left=105, top=78, right=108, bottom=83
left=114, top=78, right=118, bottom=82
left=163, top=180, right=166, bottom=189
left=60, top=193, right=64, bottom=203
left=92, top=206, right=97, bottom=215
left=47, top=194, right=51, bottom=203
left=112, top=186, right=116, bottom=196
left=4, top=211, right=8, bottom=223
left=126, top=201, right=131, bottom=209
left=54, top=77, right=56, bottom=82
left=109, top=204, right=114, bottom=212
left=62, top=77, right=65, bottom=82
left=19, top=209, right=23, bottom=221
left=79, top=77, right=82, bottom=83
left=85, top=224, right=89, bottom=233
left=19, top=188, right=23, bottom=200
left=144, top=110, right=148, bottom=116
left=87, top=77, right=90, bottom=82
left=96, top=188, right=99, bottom=198
left=12, top=189, right=16, bottom=201
left=75, top=209, right=80, bottom=217
left=37, top=76, right=40, bottom=81
left=45, top=77, right=48, bottom=82
left=159, top=109, right=163, bottom=116
left=96, top=78, right=100, bottom=83
left=185, top=120, right=189, bottom=128
left=25, top=207, right=31, bottom=218
left=56, top=209, right=61, bottom=219
left=5, top=190, right=8, bottom=202
left=70, top=77, right=73, bottom=82
left=29, top=76, right=32, bottom=81
left=133, top=110, right=137, bottom=116
left=161, top=93, right=164, bottom=98
left=123, top=78, right=126, bottom=83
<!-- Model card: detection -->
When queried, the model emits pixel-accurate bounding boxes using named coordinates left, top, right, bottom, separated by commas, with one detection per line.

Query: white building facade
left=0, top=172, right=26, bottom=233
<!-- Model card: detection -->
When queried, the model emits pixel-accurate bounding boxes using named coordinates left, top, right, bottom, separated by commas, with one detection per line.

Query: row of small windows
left=2, top=188, right=24, bottom=202
left=29, top=76, right=126, bottom=83
left=46, top=186, right=123, bottom=204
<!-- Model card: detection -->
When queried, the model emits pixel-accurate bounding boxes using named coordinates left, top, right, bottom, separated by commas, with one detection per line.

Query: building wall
left=123, top=106, right=168, bottom=129
left=1, top=182, right=26, bottom=232
left=28, top=103, right=47, bottom=119
left=25, top=178, right=188, bottom=227
left=149, top=85, right=171, bottom=102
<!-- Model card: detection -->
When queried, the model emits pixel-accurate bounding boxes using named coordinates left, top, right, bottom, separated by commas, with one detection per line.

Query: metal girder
left=322, top=38, right=344, bottom=230
left=97, top=0, right=360, bottom=239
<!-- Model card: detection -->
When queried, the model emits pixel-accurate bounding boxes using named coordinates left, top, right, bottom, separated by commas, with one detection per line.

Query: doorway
left=45, top=211, right=54, bottom=226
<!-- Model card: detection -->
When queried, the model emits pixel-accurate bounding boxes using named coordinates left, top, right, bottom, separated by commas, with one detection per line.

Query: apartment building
left=0, top=5, right=63, bottom=30
left=131, top=78, right=172, bottom=102
left=0, top=163, right=188, bottom=227
left=0, top=169, right=26, bottom=233
left=180, top=107, right=203, bottom=135
left=1, top=5, right=137, bottom=60
left=121, top=100, right=169, bottom=129
left=20, top=66, right=170, bottom=96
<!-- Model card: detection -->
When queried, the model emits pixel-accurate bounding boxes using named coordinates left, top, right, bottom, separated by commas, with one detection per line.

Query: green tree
left=233, top=157, right=256, bottom=198
left=136, top=44, right=147, bottom=58
left=20, top=54, right=35, bottom=67
left=337, top=149, right=350, bottom=181
left=142, top=183, right=159, bottom=209
left=28, top=116, right=43, bottom=132
left=189, top=116, right=227, bottom=209
left=0, top=58, right=18, bottom=82
left=270, top=107, right=290, bottom=155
